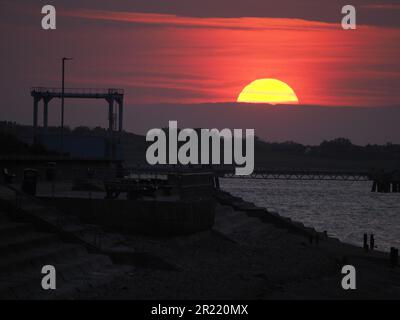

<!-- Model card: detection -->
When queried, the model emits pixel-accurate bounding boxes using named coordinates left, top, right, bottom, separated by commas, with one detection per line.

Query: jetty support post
left=363, top=233, right=369, bottom=252
left=118, top=98, right=123, bottom=133
left=370, top=234, right=375, bottom=251
left=107, top=98, right=115, bottom=158
left=108, top=98, right=114, bottom=133
left=117, top=97, right=124, bottom=144
left=33, top=97, right=39, bottom=129
left=33, top=95, right=41, bottom=143
left=43, top=97, right=52, bottom=131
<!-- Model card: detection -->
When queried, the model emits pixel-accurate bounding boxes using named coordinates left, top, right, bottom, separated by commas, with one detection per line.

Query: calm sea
left=221, top=178, right=400, bottom=251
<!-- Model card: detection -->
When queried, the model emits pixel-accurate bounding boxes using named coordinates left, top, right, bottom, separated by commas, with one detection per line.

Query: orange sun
left=237, top=78, right=299, bottom=105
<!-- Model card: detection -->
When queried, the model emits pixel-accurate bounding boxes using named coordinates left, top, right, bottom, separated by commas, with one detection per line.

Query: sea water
left=221, top=178, right=400, bottom=251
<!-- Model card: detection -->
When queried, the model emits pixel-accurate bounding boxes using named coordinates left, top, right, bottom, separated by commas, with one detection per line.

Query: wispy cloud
left=63, top=9, right=339, bottom=31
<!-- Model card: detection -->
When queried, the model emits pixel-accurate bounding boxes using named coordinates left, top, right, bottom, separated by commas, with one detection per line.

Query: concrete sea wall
left=41, top=197, right=216, bottom=236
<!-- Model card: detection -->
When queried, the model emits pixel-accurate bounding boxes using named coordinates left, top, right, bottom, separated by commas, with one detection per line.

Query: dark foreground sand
left=89, top=203, right=400, bottom=300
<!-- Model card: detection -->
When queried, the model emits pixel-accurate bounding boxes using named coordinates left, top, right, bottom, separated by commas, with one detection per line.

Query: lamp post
left=60, top=57, right=73, bottom=154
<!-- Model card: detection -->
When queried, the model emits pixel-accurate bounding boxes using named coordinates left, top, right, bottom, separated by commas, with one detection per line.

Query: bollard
left=370, top=234, right=375, bottom=251
left=390, top=247, right=399, bottom=267
left=323, top=230, right=328, bottom=238
left=363, top=233, right=369, bottom=252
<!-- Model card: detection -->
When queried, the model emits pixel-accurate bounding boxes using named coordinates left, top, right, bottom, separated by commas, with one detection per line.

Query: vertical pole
left=61, top=59, right=65, bottom=154
left=43, top=99, right=49, bottom=129
left=33, top=97, right=39, bottom=128
left=33, top=96, right=39, bottom=144
left=60, top=57, right=73, bottom=155
left=108, top=99, right=114, bottom=159
left=108, top=99, right=114, bottom=132
left=118, top=99, right=123, bottom=133
left=117, top=98, right=123, bottom=158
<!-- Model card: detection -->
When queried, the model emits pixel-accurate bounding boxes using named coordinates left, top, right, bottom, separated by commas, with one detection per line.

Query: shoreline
left=89, top=189, right=400, bottom=299
left=1, top=180, right=399, bottom=299
left=219, top=177, right=400, bottom=252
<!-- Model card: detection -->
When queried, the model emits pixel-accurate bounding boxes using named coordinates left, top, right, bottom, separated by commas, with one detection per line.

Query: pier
left=219, top=168, right=371, bottom=181
left=124, top=166, right=400, bottom=192
left=221, top=167, right=400, bottom=192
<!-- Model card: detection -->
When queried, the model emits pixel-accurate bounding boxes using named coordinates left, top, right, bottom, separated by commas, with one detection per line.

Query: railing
left=219, top=167, right=371, bottom=181
left=36, top=165, right=374, bottom=181
left=223, top=172, right=371, bottom=181
left=1, top=164, right=375, bottom=184
left=30, top=87, right=124, bottom=95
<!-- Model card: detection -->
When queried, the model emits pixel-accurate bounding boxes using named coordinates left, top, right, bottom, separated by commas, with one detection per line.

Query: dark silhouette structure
left=30, top=87, right=124, bottom=158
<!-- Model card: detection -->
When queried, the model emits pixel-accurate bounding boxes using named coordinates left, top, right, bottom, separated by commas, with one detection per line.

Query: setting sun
left=237, top=79, right=299, bottom=105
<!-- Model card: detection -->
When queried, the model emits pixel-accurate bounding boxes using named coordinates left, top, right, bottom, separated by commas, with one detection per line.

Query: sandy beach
left=84, top=193, right=400, bottom=300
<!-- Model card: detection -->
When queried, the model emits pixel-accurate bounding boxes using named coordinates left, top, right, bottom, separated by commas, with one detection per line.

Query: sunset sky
left=1, top=0, right=400, bottom=144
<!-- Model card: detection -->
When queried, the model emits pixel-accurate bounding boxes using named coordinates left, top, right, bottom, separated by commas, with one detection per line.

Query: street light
left=60, top=57, right=73, bottom=155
